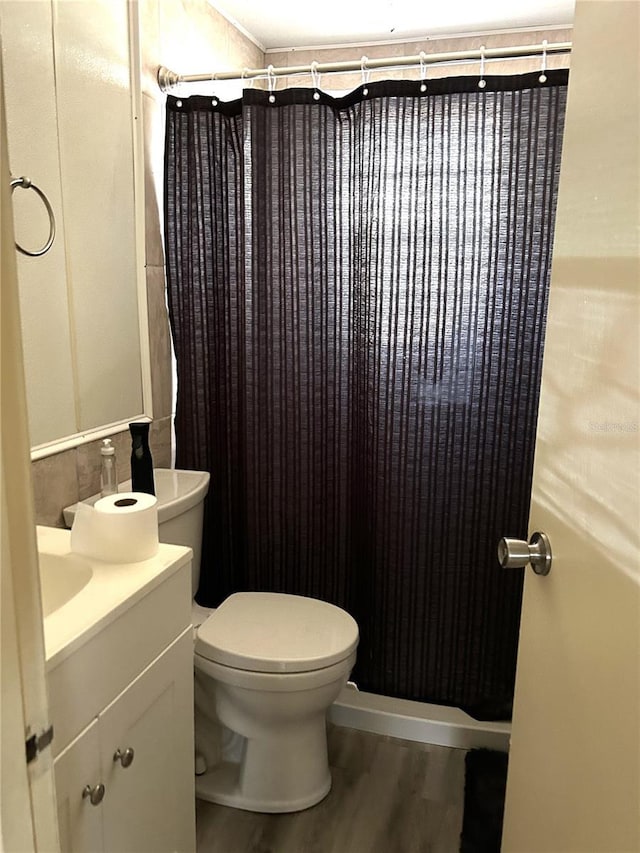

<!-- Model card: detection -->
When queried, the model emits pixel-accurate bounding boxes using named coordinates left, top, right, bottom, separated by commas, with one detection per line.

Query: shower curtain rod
left=157, top=40, right=571, bottom=91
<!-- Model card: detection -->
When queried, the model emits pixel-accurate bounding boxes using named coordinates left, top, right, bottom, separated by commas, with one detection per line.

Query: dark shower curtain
left=164, top=70, right=567, bottom=719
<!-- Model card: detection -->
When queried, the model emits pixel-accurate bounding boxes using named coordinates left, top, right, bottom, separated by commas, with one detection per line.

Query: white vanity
left=37, top=526, right=195, bottom=853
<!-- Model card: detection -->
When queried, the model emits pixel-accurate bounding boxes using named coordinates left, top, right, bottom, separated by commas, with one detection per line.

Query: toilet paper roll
left=70, top=491, right=159, bottom=564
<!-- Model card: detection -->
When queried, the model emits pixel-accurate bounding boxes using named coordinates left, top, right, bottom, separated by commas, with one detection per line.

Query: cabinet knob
left=113, top=747, right=135, bottom=768
left=82, top=783, right=105, bottom=806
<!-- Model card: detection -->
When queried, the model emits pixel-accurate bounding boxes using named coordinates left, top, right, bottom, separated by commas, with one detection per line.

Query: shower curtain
left=164, top=70, right=567, bottom=719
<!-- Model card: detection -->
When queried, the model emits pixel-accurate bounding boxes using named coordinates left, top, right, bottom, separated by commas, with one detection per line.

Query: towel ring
left=10, top=176, right=56, bottom=257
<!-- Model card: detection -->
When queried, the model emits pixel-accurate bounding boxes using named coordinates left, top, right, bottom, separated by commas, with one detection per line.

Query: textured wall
left=266, top=28, right=571, bottom=91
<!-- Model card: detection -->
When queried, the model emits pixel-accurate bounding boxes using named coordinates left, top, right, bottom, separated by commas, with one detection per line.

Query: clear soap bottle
left=100, top=438, right=118, bottom=497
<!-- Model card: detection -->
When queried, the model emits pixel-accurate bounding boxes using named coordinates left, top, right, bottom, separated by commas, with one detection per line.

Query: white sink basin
left=36, top=525, right=193, bottom=670
left=38, top=551, right=93, bottom=617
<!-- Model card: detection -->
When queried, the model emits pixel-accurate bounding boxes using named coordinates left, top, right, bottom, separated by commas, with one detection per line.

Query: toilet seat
left=195, top=592, right=358, bottom=674
left=194, top=648, right=357, bottom=692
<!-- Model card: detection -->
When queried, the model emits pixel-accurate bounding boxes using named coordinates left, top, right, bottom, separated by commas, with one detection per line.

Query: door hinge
left=25, top=725, right=54, bottom=764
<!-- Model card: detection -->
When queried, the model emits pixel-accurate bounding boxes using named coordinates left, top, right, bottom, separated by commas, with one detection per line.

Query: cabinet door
left=54, top=719, right=103, bottom=852
left=100, top=629, right=195, bottom=853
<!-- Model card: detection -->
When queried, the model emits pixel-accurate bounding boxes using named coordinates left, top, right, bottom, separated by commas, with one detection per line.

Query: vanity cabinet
left=44, top=547, right=196, bottom=853
left=54, top=631, right=194, bottom=853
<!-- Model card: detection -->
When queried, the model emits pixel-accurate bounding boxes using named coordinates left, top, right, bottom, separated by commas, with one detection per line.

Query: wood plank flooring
left=196, top=724, right=466, bottom=853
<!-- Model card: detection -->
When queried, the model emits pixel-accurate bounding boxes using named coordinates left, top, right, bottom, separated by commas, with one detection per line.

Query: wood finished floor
left=196, top=724, right=466, bottom=853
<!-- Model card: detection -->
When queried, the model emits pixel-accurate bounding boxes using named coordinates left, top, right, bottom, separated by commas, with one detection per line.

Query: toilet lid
left=194, top=592, right=359, bottom=674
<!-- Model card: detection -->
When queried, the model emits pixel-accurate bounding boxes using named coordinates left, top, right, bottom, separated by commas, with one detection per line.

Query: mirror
left=0, top=0, right=151, bottom=456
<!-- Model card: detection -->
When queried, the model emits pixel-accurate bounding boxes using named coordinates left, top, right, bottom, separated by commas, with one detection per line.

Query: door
left=502, top=2, right=640, bottom=851
left=1, top=46, right=60, bottom=853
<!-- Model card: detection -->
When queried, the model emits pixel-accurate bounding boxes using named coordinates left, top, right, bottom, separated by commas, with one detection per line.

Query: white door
left=1, top=48, right=60, bottom=853
left=502, top=2, right=640, bottom=851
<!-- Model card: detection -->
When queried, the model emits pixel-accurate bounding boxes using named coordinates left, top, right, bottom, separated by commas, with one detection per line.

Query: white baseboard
left=329, top=686, right=510, bottom=752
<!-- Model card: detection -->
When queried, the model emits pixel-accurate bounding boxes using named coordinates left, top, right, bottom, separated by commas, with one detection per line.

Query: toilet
left=193, top=591, right=357, bottom=812
left=66, top=468, right=358, bottom=813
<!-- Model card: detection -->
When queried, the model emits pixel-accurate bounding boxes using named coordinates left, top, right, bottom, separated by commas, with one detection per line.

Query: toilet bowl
left=65, top=469, right=359, bottom=814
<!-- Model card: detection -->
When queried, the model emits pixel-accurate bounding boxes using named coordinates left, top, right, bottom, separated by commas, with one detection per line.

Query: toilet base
left=193, top=651, right=357, bottom=814
left=195, top=759, right=331, bottom=813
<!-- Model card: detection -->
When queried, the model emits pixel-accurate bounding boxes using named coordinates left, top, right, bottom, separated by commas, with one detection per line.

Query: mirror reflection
left=0, top=0, right=148, bottom=451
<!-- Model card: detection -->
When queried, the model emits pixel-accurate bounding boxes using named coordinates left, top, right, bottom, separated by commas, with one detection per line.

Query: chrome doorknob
left=498, top=531, right=552, bottom=575
left=113, top=747, right=135, bottom=768
left=82, top=783, right=105, bottom=805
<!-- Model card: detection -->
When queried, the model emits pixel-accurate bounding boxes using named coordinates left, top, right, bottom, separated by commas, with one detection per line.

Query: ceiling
left=210, top=0, right=575, bottom=51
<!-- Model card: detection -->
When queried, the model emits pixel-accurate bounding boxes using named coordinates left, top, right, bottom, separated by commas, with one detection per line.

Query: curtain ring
left=478, top=44, right=487, bottom=89
left=361, top=55, right=370, bottom=96
left=539, top=39, right=548, bottom=83
left=311, top=60, right=321, bottom=101
left=419, top=50, right=428, bottom=93
left=267, top=64, right=276, bottom=103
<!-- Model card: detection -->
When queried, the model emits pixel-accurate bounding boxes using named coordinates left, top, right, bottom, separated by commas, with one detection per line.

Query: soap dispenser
left=129, top=422, right=155, bottom=495
left=100, top=439, right=118, bottom=497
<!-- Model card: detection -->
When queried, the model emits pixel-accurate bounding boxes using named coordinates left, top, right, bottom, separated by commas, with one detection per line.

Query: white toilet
left=193, top=591, right=357, bottom=812
left=68, top=468, right=358, bottom=813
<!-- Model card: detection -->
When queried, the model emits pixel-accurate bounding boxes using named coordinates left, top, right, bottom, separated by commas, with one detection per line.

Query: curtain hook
left=311, top=60, right=321, bottom=101
left=267, top=64, right=276, bottom=103
left=419, top=50, right=428, bottom=93
left=209, top=72, right=219, bottom=107
left=361, top=55, right=370, bottom=96
left=539, top=39, right=548, bottom=83
left=242, top=67, right=255, bottom=90
left=478, top=45, right=487, bottom=89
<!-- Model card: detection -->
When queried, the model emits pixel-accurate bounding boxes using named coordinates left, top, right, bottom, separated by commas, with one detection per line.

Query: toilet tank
left=63, top=468, right=210, bottom=596
left=149, top=469, right=210, bottom=595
